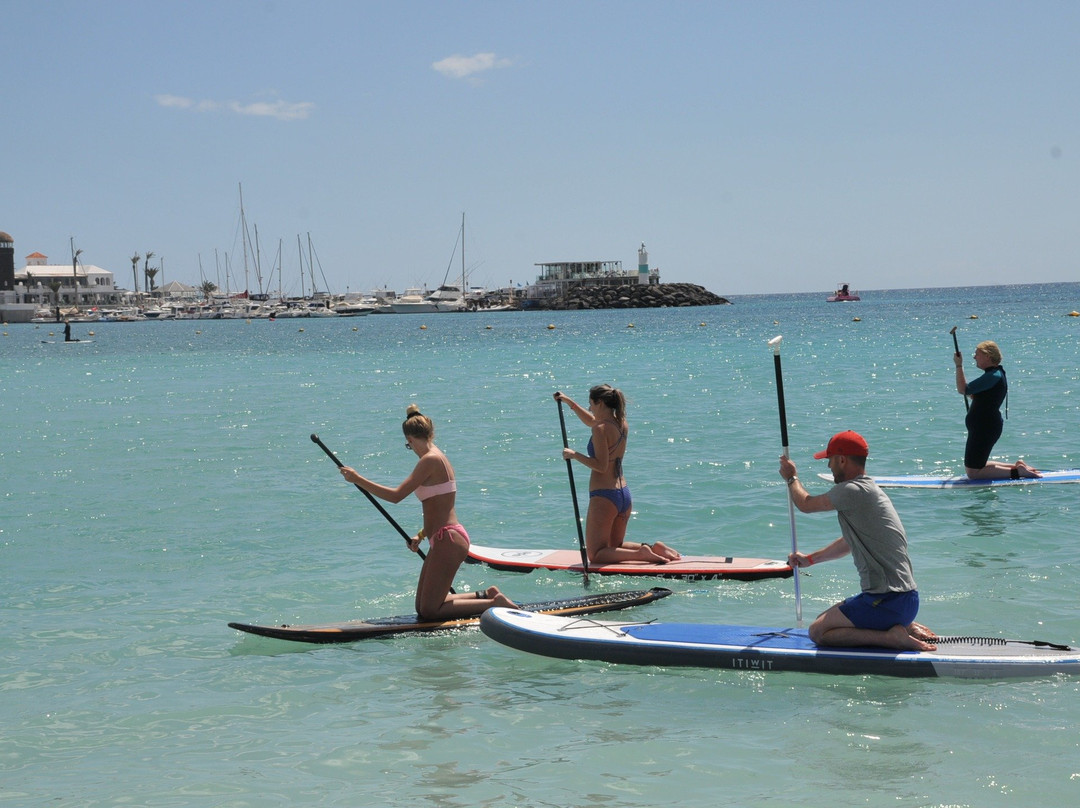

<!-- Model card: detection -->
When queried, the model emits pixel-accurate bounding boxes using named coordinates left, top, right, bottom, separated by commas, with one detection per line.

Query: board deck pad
left=817, top=470, right=1080, bottom=488
left=479, top=609, right=1080, bottom=679
left=466, top=544, right=791, bottom=581
left=228, top=586, right=672, bottom=643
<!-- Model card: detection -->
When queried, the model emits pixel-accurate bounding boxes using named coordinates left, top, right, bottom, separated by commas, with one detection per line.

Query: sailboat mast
left=461, top=212, right=466, bottom=292
left=297, top=235, right=306, bottom=298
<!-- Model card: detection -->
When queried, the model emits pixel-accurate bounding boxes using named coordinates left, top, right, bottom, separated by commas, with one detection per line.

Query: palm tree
left=199, top=280, right=217, bottom=302
left=146, top=267, right=159, bottom=295
left=70, top=237, right=83, bottom=310
left=143, top=251, right=154, bottom=299
left=47, top=280, right=62, bottom=321
left=131, top=253, right=141, bottom=294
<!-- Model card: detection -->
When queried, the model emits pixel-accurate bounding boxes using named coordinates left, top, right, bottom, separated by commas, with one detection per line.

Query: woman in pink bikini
left=555, top=385, right=680, bottom=565
left=339, top=403, right=515, bottom=619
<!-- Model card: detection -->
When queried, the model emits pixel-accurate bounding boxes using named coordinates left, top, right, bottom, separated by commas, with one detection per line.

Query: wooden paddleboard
left=480, top=609, right=1080, bottom=679
left=228, top=586, right=672, bottom=643
left=467, top=544, right=791, bottom=581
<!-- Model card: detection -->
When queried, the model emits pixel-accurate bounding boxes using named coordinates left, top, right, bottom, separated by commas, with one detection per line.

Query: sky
left=2, top=0, right=1078, bottom=297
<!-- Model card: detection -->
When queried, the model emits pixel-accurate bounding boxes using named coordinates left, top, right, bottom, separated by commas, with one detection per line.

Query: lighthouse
left=637, top=243, right=649, bottom=285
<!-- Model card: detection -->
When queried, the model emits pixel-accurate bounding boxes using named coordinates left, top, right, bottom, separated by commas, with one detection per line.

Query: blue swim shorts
left=838, top=590, right=920, bottom=631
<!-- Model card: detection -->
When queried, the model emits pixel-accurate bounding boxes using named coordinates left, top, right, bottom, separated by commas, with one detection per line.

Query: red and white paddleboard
left=467, top=544, right=791, bottom=581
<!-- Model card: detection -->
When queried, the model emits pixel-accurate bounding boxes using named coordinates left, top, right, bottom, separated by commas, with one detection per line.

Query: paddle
left=768, top=335, right=802, bottom=625
left=950, top=326, right=969, bottom=412
left=555, top=394, right=590, bottom=585
left=311, top=433, right=449, bottom=590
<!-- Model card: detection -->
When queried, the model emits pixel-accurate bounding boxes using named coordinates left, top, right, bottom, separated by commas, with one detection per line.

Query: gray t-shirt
left=827, top=475, right=916, bottom=594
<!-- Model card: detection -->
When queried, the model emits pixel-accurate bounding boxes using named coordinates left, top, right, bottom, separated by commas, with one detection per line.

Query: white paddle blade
left=768, top=335, right=783, bottom=354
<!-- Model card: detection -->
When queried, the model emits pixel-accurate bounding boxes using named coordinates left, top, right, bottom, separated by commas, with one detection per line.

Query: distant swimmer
left=953, top=340, right=1040, bottom=480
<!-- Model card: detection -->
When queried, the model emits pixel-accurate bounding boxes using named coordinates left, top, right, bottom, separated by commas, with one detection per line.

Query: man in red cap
left=779, top=430, right=937, bottom=651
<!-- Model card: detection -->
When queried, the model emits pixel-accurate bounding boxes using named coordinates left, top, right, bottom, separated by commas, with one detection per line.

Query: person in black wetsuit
left=554, top=385, right=680, bottom=564
left=953, top=340, right=1040, bottom=479
left=64, top=320, right=73, bottom=342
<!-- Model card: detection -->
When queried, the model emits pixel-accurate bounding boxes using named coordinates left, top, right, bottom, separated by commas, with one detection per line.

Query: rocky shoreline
left=538, top=282, right=730, bottom=310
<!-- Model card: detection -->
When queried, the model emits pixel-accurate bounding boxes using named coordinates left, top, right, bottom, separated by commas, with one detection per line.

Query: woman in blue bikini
left=340, top=403, right=515, bottom=619
left=555, top=386, right=680, bottom=564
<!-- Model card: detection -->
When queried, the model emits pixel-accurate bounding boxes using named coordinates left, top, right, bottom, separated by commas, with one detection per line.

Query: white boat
left=390, top=213, right=471, bottom=314
left=388, top=287, right=434, bottom=314
left=332, top=299, right=375, bottom=316
left=426, top=284, right=466, bottom=312
left=306, top=301, right=338, bottom=317
left=98, top=306, right=146, bottom=322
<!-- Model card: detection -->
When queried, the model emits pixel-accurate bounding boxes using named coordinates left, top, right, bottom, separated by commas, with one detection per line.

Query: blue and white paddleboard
left=480, top=609, right=1080, bottom=679
left=817, top=470, right=1080, bottom=489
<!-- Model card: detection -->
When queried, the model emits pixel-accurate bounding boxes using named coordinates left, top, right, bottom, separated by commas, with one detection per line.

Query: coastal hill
left=540, top=282, right=730, bottom=310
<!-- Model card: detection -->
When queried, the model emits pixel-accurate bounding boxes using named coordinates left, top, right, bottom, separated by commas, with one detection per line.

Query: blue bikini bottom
left=590, top=485, right=631, bottom=516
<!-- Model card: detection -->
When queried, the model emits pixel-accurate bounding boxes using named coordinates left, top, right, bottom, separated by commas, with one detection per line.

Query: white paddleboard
left=817, top=470, right=1080, bottom=488
left=480, top=609, right=1080, bottom=679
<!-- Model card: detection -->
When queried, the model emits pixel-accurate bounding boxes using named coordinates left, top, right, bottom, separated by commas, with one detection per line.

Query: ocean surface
left=3, top=283, right=1079, bottom=807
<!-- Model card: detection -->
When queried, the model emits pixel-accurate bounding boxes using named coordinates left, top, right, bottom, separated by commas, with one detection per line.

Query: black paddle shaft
left=950, top=327, right=970, bottom=412
left=555, top=397, right=590, bottom=582
left=772, top=353, right=790, bottom=451
left=310, top=433, right=429, bottom=562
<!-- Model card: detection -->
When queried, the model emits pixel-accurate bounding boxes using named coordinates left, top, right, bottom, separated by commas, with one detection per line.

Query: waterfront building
left=523, top=243, right=660, bottom=308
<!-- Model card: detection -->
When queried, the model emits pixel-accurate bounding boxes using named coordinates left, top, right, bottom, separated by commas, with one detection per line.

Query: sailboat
left=390, top=214, right=468, bottom=314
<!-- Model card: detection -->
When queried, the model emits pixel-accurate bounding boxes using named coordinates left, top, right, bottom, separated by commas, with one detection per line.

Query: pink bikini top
left=414, top=453, right=457, bottom=502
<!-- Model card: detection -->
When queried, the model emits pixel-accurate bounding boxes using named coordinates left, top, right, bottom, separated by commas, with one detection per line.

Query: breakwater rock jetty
left=544, top=283, right=729, bottom=310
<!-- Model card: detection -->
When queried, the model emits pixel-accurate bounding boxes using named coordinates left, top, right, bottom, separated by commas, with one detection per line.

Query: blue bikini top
left=587, top=421, right=626, bottom=479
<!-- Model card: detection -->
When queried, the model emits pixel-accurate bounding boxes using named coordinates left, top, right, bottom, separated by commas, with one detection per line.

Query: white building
left=14, top=251, right=124, bottom=310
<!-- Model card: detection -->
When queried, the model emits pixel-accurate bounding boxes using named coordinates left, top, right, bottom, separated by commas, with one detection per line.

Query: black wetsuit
left=964, top=366, right=1007, bottom=468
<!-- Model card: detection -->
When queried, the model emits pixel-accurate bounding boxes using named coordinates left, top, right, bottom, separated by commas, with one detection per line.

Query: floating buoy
left=485, top=325, right=493, bottom=330
left=547, top=324, right=556, bottom=330
left=1069, top=311, right=1079, bottom=317
left=195, top=330, right=202, bottom=334
left=88, top=331, right=94, bottom=336
left=969, top=314, right=978, bottom=319
left=420, top=324, right=427, bottom=330
left=699, top=322, right=706, bottom=327
left=627, top=323, right=635, bottom=328
left=852, top=317, right=861, bottom=322
left=48, top=331, right=55, bottom=336
left=298, top=327, right=304, bottom=332
left=773, top=320, right=779, bottom=325
left=352, top=326, right=358, bottom=331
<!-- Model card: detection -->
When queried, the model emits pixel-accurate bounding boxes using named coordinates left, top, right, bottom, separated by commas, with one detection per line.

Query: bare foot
left=651, top=541, right=682, bottom=561
left=1015, top=460, right=1042, bottom=479
left=887, top=624, right=937, bottom=651
left=907, top=622, right=937, bottom=642
left=638, top=543, right=670, bottom=564
left=482, top=586, right=517, bottom=609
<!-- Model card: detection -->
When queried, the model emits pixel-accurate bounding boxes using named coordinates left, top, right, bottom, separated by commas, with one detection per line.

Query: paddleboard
left=817, top=470, right=1080, bottom=488
left=467, top=543, right=792, bottom=581
left=480, top=609, right=1080, bottom=679
left=41, top=339, right=94, bottom=344
left=228, top=586, right=672, bottom=643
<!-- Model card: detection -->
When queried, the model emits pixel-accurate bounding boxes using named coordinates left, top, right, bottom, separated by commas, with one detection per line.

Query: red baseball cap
left=813, top=430, right=869, bottom=459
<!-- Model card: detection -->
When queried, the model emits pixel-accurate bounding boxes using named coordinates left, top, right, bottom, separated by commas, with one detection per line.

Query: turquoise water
left=3, top=284, right=1079, bottom=807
